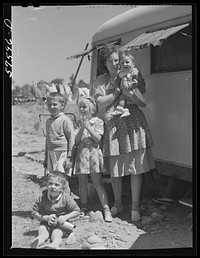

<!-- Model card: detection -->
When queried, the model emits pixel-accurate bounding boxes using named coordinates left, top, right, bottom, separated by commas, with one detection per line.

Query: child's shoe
left=80, top=208, right=89, bottom=217
left=104, top=210, right=112, bottom=223
left=121, top=108, right=130, bottom=117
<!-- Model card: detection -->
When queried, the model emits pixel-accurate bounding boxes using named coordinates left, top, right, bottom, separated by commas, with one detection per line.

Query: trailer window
left=151, top=23, right=192, bottom=73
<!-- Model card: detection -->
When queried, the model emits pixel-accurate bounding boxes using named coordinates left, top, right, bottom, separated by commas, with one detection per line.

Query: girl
left=74, top=96, right=112, bottom=223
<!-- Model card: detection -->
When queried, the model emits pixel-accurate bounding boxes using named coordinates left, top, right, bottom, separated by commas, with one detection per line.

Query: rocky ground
left=9, top=102, right=194, bottom=255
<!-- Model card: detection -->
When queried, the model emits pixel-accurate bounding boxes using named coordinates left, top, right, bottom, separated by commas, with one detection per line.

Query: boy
left=43, top=92, right=75, bottom=194
left=31, top=171, right=80, bottom=249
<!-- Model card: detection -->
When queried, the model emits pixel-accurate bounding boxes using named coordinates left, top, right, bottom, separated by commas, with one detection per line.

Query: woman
left=92, top=44, right=155, bottom=221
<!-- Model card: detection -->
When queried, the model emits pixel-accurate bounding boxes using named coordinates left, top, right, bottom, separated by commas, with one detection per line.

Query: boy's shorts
left=39, top=221, right=69, bottom=236
left=47, top=150, right=72, bottom=177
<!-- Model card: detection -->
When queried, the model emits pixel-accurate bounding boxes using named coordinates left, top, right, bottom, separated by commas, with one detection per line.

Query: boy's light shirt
left=46, top=112, right=75, bottom=153
left=50, top=112, right=64, bottom=118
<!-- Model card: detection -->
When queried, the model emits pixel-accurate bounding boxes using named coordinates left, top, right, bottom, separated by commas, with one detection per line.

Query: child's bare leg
left=91, top=173, right=109, bottom=208
left=91, top=173, right=112, bottom=222
left=64, top=175, right=71, bottom=195
left=31, top=224, right=49, bottom=248
left=47, top=228, right=63, bottom=249
left=78, top=174, right=88, bottom=208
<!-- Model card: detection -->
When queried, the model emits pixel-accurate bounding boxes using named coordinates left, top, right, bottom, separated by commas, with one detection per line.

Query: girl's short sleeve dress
left=74, top=117, right=105, bottom=174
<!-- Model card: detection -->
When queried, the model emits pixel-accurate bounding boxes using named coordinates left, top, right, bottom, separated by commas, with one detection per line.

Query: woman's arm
left=96, top=87, right=121, bottom=110
left=123, top=88, right=146, bottom=107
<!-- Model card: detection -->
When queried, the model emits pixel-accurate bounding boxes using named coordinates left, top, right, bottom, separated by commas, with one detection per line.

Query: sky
left=11, top=4, right=135, bottom=87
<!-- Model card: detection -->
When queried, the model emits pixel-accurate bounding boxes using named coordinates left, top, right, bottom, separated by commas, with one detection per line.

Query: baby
left=114, top=51, right=140, bottom=117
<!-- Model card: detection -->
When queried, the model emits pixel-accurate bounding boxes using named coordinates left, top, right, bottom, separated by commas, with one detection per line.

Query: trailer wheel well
left=143, top=169, right=191, bottom=200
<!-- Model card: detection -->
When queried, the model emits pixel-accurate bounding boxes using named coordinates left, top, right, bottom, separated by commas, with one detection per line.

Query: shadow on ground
left=25, top=174, right=46, bottom=188
left=23, top=229, right=38, bottom=237
left=12, top=210, right=33, bottom=219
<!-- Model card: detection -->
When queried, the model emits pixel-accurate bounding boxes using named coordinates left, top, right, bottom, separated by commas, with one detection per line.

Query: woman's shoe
left=131, top=210, right=140, bottom=222
left=111, top=206, right=123, bottom=216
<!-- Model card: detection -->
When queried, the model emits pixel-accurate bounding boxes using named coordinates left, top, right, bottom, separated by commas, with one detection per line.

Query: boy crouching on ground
left=31, top=171, right=80, bottom=249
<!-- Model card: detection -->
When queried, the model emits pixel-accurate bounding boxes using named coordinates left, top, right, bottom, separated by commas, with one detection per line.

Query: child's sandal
left=104, top=210, right=112, bottom=223
left=80, top=208, right=89, bottom=217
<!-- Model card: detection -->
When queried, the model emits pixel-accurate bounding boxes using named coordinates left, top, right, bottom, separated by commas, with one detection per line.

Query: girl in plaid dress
left=74, top=96, right=112, bottom=223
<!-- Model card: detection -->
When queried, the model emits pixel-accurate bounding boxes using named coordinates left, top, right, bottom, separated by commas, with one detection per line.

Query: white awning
left=66, top=47, right=94, bottom=60
left=67, top=40, right=119, bottom=60
left=122, top=23, right=189, bottom=50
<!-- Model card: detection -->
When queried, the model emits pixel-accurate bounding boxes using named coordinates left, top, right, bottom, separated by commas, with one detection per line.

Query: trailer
left=68, top=5, right=193, bottom=201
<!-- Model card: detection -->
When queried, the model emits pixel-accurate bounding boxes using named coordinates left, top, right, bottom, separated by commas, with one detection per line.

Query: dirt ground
left=10, top=102, right=195, bottom=255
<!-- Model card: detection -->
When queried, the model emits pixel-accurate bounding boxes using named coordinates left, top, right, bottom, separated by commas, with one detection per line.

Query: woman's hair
left=47, top=92, right=66, bottom=107
left=47, top=171, right=67, bottom=188
left=98, top=44, right=121, bottom=74
left=78, top=95, right=98, bottom=115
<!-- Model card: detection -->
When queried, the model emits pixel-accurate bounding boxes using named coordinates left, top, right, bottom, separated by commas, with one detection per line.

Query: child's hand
left=128, top=78, right=138, bottom=89
left=80, top=115, right=87, bottom=128
left=121, top=78, right=129, bottom=89
left=63, top=157, right=72, bottom=170
left=80, top=116, right=90, bottom=130
left=83, top=120, right=91, bottom=130
left=132, top=68, right=139, bottom=76
left=48, top=214, right=57, bottom=226
left=57, top=215, right=67, bottom=226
